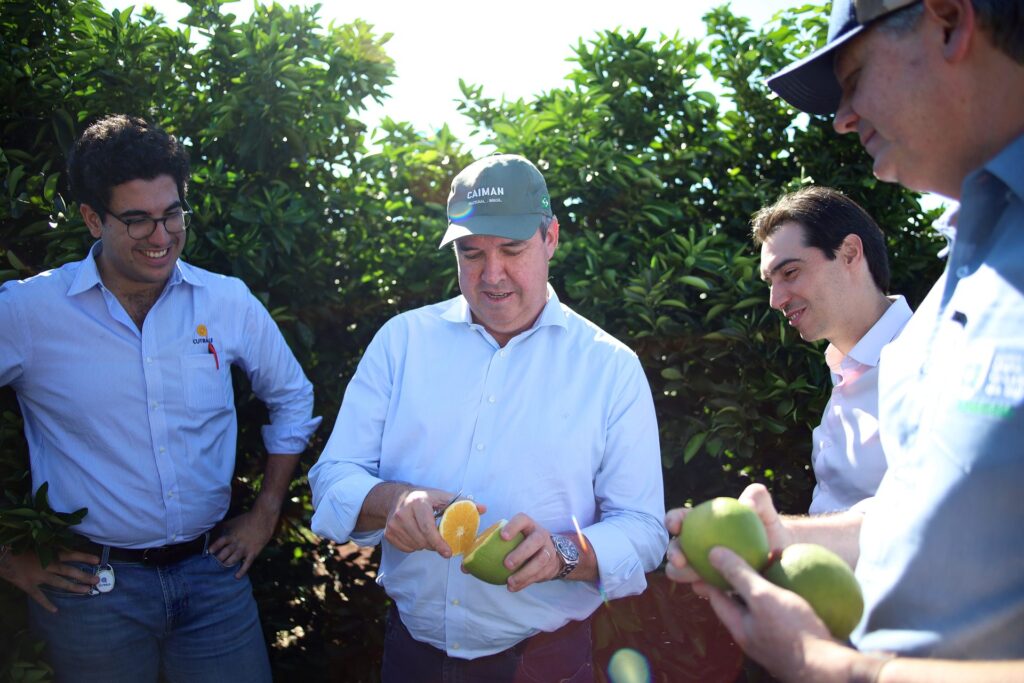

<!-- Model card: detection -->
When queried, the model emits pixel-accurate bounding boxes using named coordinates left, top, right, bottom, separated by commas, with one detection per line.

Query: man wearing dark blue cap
left=665, top=0, right=1024, bottom=680
left=310, top=154, right=667, bottom=681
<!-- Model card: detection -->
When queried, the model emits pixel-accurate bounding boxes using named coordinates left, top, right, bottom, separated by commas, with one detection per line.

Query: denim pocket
left=38, top=562, right=100, bottom=599
left=517, top=622, right=594, bottom=683
left=207, top=551, right=240, bottom=571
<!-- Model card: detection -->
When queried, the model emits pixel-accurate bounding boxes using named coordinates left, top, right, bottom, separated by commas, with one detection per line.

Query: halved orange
left=438, top=499, right=479, bottom=556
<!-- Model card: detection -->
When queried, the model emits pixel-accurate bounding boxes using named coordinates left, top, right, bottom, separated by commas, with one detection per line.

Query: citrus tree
left=1, top=1, right=944, bottom=681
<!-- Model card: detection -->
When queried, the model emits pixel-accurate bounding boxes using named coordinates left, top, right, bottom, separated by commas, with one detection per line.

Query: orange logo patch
left=196, top=324, right=208, bottom=337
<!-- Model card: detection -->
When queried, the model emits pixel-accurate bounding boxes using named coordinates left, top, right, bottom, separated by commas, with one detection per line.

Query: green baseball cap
left=440, top=154, right=553, bottom=247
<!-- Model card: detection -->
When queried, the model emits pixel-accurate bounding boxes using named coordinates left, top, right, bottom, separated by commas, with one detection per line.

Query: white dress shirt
left=309, top=286, right=666, bottom=658
left=808, top=295, right=913, bottom=514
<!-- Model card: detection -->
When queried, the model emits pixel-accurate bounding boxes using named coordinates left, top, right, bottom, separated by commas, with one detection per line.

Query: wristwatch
left=550, top=534, right=580, bottom=579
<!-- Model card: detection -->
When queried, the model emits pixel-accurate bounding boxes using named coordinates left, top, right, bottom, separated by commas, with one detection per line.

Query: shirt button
left=451, top=599, right=460, bottom=606
left=146, top=357, right=153, bottom=364
left=488, top=395, right=496, bottom=404
left=476, top=443, right=484, bottom=451
left=159, top=446, right=166, bottom=453
left=499, top=350, right=506, bottom=358
left=452, top=643, right=460, bottom=650
left=956, top=266, right=969, bottom=278
left=151, top=401, right=158, bottom=409
left=167, top=490, right=174, bottom=498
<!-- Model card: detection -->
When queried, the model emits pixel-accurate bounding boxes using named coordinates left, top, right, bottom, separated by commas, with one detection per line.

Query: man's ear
left=839, top=233, right=864, bottom=268
left=923, top=0, right=976, bottom=63
left=81, top=203, right=104, bottom=239
left=545, top=216, right=560, bottom=260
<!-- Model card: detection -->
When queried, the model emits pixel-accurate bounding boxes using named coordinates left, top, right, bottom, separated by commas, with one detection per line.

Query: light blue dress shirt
left=0, top=244, right=320, bottom=548
left=309, top=287, right=667, bottom=658
left=854, top=134, right=1024, bottom=657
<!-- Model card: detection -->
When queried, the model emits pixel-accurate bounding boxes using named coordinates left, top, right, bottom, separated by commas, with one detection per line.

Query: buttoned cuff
left=261, top=416, right=322, bottom=454
left=310, top=469, right=383, bottom=545
left=583, top=522, right=648, bottom=599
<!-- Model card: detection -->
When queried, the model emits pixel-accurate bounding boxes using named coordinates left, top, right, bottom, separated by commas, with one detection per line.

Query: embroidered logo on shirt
left=193, top=324, right=214, bottom=345
left=957, top=344, right=1024, bottom=418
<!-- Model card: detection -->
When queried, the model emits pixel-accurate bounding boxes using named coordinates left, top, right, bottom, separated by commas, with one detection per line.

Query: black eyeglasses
left=102, top=200, right=192, bottom=240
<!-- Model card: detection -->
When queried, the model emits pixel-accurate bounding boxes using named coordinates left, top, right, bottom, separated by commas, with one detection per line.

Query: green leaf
left=683, top=432, right=707, bottom=463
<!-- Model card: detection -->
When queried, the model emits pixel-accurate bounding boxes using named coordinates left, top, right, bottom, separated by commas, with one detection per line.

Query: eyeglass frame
left=100, top=198, right=193, bottom=240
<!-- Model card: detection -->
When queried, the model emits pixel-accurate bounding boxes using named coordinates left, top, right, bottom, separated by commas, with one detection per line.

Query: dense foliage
left=1, top=0, right=944, bottom=680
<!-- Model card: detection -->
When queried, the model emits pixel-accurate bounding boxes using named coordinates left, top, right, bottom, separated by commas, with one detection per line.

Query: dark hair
left=68, top=114, right=190, bottom=218
left=751, top=186, right=891, bottom=292
left=879, top=0, right=1024, bottom=65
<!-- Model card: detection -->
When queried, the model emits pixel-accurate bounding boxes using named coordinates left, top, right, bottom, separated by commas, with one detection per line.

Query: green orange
left=763, top=543, right=864, bottom=640
left=679, top=497, right=769, bottom=590
left=462, top=520, right=525, bottom=585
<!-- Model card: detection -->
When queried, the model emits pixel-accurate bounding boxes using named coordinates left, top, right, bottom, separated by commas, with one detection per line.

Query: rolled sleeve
left=262, top=417, right=322, bottom=455
left=239, top=290, right=321, bottom=454
left=0, top=284, right=30, bottom=387
left=309, top=322, right=395, bottom=545
left=310, top=464, right=383, bottom=544
left=588, top=354, right=668, bottom=597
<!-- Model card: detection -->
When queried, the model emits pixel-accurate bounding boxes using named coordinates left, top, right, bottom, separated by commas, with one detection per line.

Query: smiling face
left=760, top=221, right=852, bottom=346
left=831, top=15, right=956, bottom=195
left=83, top=174, right=186, bottom=297
left=455, top=220, right=558, bottom=347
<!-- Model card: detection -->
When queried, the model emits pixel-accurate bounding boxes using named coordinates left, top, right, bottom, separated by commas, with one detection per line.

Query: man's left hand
left=696, top=546, right=854, bottom=682
left=208, top=505, right=279, bottom=579
left=498, top=513, right=563, bottom=592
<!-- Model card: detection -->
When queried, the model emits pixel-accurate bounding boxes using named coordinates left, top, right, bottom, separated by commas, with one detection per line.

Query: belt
left=75, top=532, right=211, bottom=566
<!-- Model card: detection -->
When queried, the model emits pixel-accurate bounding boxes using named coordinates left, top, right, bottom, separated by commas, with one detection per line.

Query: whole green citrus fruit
left=763, top=543, right=864, bottom=640
left=462, top=520, right=525, bottom=585
left=679, top=497, right=769, bottom=590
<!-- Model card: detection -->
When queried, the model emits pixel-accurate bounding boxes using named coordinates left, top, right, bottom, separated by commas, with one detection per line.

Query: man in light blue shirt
left=665, top=0, right=1024, bottom=681
left=0, top=114, right=320, bottom=682
left=310, top=154, right=667, bottom=681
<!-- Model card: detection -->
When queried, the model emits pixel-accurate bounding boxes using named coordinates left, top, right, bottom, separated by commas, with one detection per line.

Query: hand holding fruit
left=385, top=486, right=485, bottom=557
left=666, top=485, right=864, bottom=642
left=665, top=483, right=793, bottom=585
left=698, top=545, right=853, bottom=682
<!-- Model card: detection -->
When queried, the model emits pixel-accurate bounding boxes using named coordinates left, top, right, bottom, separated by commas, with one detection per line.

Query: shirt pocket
left=180, top=354, right=231, bottom=413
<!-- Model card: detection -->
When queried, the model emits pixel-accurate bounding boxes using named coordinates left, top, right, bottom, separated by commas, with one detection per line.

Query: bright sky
left=105, top=0, right=798, bottom=140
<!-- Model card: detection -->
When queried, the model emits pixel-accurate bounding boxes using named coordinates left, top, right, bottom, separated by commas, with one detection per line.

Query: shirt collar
left=440, top=283, right=568, bottom=336
left=825, top=294, right=913, bottom=371
left=982, top=131, right=1024, bottom=204
left=65, top=241, right=198, bottom=297
left=933, top=203, right=959, bottom=259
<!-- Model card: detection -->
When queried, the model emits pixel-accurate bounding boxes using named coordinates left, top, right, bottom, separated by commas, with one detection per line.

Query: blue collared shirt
left=309, top=287, right=667, bottom=658
left=855, top=134, right=1024, bottom=657
left=0, top=244, right=320, bottom=548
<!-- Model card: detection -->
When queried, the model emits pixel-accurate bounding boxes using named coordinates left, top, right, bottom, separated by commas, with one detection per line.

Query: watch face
left=556, top=535, right=579, bottom=562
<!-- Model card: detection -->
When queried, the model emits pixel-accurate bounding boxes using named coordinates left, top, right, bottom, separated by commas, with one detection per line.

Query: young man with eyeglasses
left=0, top=114, right=320, bottom=682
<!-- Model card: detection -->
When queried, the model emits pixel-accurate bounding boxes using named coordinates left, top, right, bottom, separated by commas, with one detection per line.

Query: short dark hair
left=751, top=186, right=891, bottom=292
left=879, top=0, right=1024, bottom=65
left=68, top=114, right=190, bottom=219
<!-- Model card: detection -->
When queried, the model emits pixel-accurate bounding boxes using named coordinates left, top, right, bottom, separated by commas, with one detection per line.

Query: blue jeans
left=28, top=552, right=271, bottom=683
left=381, top=606, right=594, bottom=683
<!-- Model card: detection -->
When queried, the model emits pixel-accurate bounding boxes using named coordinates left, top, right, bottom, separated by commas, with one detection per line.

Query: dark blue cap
left=767, top=0, right=921, bottom=115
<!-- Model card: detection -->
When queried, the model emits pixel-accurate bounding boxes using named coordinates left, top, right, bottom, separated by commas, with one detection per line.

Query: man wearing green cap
left=310, top=154, right=667, bottom=681
left=665, top=0, right=1024, bottom=680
